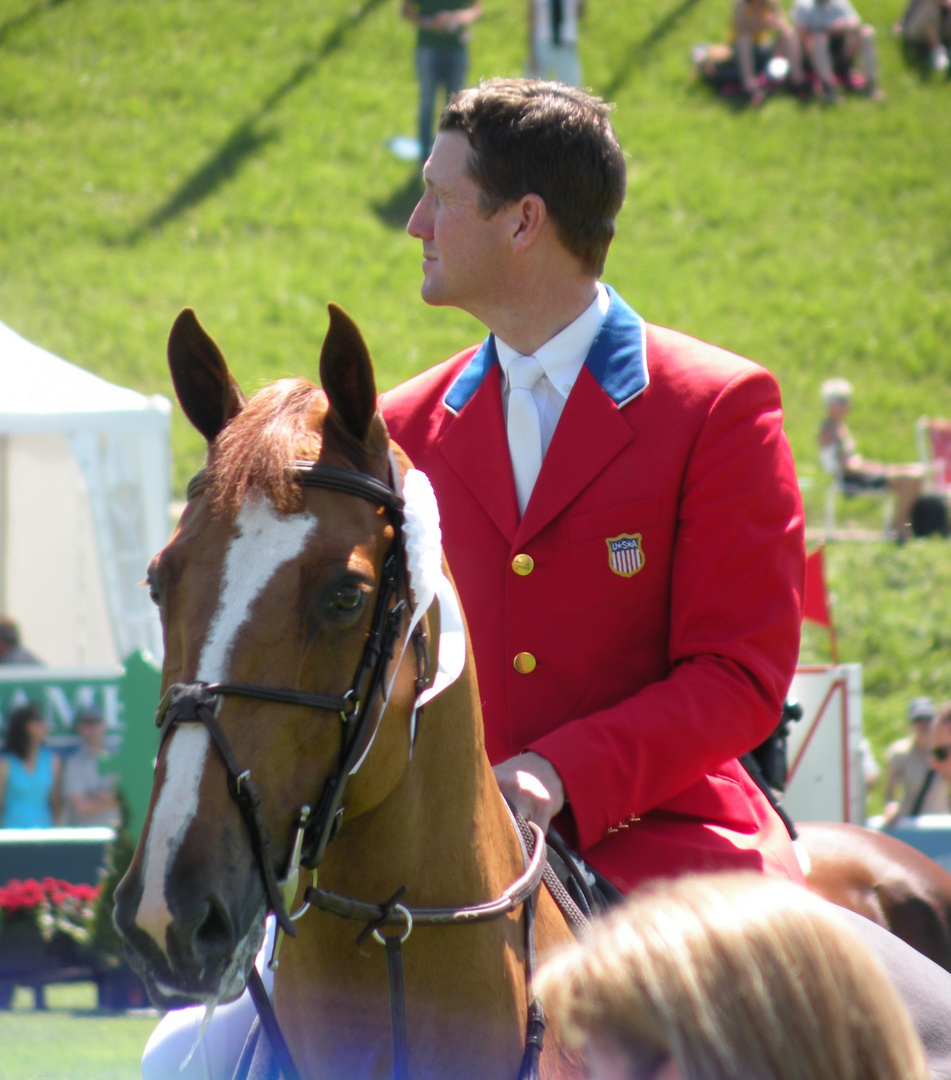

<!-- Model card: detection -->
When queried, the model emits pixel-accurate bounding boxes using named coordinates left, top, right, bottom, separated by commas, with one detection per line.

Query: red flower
left=0, top=877, right=102, bottom=929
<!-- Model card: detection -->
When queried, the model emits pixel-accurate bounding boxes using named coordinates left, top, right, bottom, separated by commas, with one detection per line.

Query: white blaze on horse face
left=136, top=497, right=317, bottom=956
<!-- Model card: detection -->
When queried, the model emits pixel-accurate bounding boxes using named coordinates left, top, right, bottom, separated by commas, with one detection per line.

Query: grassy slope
left=0, top=0, right=949, bottom=774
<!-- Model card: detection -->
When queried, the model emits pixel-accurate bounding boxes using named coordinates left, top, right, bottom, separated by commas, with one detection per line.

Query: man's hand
left=493, top=752, right=565, bottom=833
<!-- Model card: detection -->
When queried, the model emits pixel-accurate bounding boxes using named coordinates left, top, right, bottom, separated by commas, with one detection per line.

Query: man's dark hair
left=438, top=78, right=626, bottom=276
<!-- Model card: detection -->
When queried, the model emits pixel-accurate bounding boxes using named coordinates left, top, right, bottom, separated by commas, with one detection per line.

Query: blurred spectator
left=925, top=703, right=951, bottom=805
left=791, top=0, right=884, bottom=101
left=819, top=377, right=924, bottom=541
left=895, top=0, right=951, bottom=71
left=0, top=702, right=61, bottom=828
left=733, top=0, right=804, bottom=101
left=692, top=0, right=804, bottom=105
left=861, top=736, right=881, bottom=789
left=0, top=616, right=42, bottom=665
left=534, top=871, right=930, bottom=1080
left=883, top=696, right=948, bottom=824
left=62, top=708, right=121, bottom=829
left=401, top=0, right=483, bottom=164
left=527, top=0, right=584, bottom=87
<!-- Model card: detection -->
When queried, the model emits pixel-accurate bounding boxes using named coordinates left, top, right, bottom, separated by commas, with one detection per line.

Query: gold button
left=512, top=553, right=535, bottom=576
left=513, top=651, right=537, bottom=674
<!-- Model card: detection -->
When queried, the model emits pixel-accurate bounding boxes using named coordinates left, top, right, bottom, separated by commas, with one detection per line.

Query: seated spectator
left=925, top=703, right=951, bottom=805
left=883, top=696, right=948, bottom=824
left=0, top=703, right=61, bottom=828
left=895, top=0, right=951, bottom=71
left=819, top=377, right=924, bottom=541
left=733, top=0, right=805, bottom=101
left=693, top=0, right=805, bottom=103
left=0, top=616, right=42, bottom=665
left=62, top=708, right=121, bottom=829
left=791, top=0, right=885, bottom=101
left=534, top=871, right=930, bottom=1080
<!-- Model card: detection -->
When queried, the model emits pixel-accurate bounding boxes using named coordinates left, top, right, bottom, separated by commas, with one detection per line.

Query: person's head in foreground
left=534, top=871, right=929, bottom=1080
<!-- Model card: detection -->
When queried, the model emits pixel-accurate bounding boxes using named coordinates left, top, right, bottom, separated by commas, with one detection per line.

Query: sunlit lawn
left=0, top=983, right=159, bottom=1080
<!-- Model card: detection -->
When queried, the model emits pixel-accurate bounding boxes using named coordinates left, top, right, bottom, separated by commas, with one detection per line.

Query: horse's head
left=114, top=305, right=433, bottom=1008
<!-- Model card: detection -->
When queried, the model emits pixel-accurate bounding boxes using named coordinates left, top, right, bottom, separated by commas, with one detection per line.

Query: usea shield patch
left=605, top=533, right=644, bottom=577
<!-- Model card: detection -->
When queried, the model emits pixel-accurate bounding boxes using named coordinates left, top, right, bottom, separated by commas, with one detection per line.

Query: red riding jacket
left=381, top=288, right=806, bottom=889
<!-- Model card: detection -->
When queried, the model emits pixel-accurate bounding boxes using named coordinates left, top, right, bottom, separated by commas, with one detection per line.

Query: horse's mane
left=207, top=379, right=328, bottom=516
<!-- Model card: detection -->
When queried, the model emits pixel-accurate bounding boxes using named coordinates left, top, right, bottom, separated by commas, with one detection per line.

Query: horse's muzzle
left=113, top=870, right=265, bottom=1008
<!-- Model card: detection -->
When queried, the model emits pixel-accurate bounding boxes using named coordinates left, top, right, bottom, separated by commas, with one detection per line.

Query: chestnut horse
left=799, top=820, right=951, bottom=973
left=113, top=306, right=579, bottom=1080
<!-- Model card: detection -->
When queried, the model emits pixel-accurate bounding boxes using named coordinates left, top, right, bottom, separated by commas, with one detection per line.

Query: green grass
left=0, top=3, right=949, bottom=793
left=0, top=984, right=158, bottom=1079
left=2, top=0, right=949, bottom=490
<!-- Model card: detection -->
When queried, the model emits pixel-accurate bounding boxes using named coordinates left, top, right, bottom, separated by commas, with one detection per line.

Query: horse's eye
left=331, top=586, right=364, bottom=614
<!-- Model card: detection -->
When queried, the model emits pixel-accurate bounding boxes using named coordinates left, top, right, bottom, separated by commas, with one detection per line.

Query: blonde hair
left=821, top=377, right=853, bottom=405
left=535, top=872, right=929, bottom=1080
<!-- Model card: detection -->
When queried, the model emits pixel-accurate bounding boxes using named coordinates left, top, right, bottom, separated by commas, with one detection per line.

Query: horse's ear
left=320, top=303, right=378, bottom=443
left=167, top=308, right=246, bottom=443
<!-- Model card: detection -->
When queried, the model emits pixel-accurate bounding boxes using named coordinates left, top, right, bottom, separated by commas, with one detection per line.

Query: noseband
left=154, top=460, right=427, bottom=940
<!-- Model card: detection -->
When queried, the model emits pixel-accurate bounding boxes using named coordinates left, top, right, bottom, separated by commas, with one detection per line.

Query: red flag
left=803, top=543, right=838, bottom=662
left=803, top=546, right=831, bottom=627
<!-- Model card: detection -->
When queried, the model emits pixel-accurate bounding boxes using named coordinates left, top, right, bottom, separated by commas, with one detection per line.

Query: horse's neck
left=275, top=660, right=577, bottom=1079
left=276, top=662, right=531, bottom=1074
left=320, top=660, right=522, bottom=904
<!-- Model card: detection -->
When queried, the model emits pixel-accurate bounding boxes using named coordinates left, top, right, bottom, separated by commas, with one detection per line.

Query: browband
left=185, top=462, right=405, bottom=517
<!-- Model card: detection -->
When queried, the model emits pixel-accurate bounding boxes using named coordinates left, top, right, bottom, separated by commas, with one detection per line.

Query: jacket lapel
left=518, top=290, right=648, bottom=543
left=437, top=346, right=521, bottom=542
left=431, top=290, right=649, bottom=547
left=516, top=368, right=636, bottom=543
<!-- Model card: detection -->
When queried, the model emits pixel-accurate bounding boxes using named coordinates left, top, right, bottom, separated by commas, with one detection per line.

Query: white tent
left=0, top=318, right=171, bottom=667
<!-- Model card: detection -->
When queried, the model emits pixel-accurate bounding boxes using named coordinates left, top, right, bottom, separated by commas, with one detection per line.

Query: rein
left=302, top=818, right=548, bottom=929
left=297, top=819, right=550, bottom=1080
left=161, top=459, right=556, bottom=1080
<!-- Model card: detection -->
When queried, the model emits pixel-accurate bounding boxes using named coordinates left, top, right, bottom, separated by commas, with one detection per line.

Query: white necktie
left=506, top=354, right=544, bottom=515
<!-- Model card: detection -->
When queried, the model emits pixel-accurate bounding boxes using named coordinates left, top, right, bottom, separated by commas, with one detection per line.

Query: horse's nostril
left=194, top=897, right=234, bottom=956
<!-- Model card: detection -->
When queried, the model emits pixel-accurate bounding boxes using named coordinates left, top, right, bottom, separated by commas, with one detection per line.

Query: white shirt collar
left=496, top=282, right=609, bottom=400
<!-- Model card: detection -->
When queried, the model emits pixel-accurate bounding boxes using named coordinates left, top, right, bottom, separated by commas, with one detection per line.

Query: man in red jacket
left=382, top=77, right=807, bottom=889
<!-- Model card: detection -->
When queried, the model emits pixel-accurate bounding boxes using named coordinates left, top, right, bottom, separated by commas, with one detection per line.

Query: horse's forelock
left=208, top=380, right=326, bottom=515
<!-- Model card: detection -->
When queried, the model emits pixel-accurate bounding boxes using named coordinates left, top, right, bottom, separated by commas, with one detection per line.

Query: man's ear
left=509, top=193, right=547, bottom=253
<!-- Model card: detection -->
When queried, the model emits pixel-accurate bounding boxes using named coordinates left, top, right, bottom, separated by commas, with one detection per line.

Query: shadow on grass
left=600, top=0, right=707, bottom=100
left=372, top=170, right=424, bottom=230
left=687, top=79, right=818, bottom=114
left=123, top=0, right=389, bottom=243
left=0, top=0, right=70, bottom=48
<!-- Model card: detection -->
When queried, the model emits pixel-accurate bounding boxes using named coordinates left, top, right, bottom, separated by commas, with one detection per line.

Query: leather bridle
left=154, top=459, right=425, bottom=939
left=153, top=457, right=556, bottom=1080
